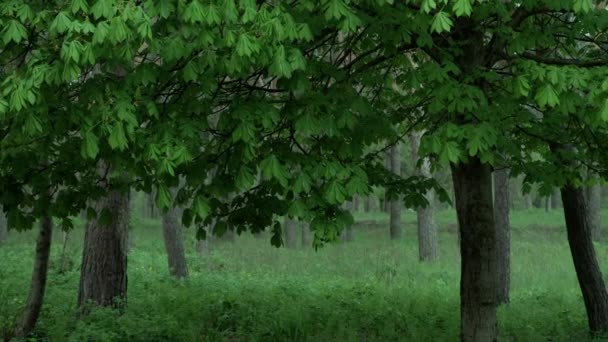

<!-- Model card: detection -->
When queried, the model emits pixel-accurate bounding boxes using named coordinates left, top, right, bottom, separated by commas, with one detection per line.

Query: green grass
left=1, top=207, right=608, bottom=341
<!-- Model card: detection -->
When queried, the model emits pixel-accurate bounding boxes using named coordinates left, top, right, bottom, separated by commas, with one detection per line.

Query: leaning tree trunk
left=493, top=168, right=511, bottom=304
left=284, top=218, right=298, bottom=248
left=587, top=173, right=602, bottom=242
left=561, top=183, right=608, bottom=333
left=451, top=157, right=498, bottom=342
left=389, top=143, right=402, bottom=240
left=78, top=187, right=130, bottom=311
left=12, top=215, right=53, bottom=339
left=162, top=199, right=188, bottom=279
left=410, top=131, right=438, bottom=261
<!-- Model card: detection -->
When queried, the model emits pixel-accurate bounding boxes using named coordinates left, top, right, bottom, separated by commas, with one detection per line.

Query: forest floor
left=1, top=208, right=608, bottom=341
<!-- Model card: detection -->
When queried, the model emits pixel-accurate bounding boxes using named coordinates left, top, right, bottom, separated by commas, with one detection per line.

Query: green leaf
left=236, top=33, right=258, bottom=57
left=91, top=0, right=115, bottom=19
left=108, top=123, right=128, bottom=150
left=293, top=173, right=312, bottom=193
left=2, top=20, right=28, bottom=44
left=421, top=0, right=437, bottom=13
left=71, top=0, right=89, bottom=13
left=431, top=11, right=453, bottom=33
left=156, top=185, right=172, bottom=210
left=81, top=131, right=100, bottom=159
left=184, top=0, right=206, bottom=23
left=193, top=196, right=211, bottom=219
left=534, top=84, right=560, bottom=108
left=269, top=45, right=293, bottom=78
left=260, top=154, right=289, bottom=187
left=452, top=0, right=472, bottom=17
left=236, top=167, right=255, bottom=190
left=513, top=75, right=530, bottom=97
left=50, top=12, right=72, bottom=34
left=573, top=0, right=593, bottom=13
left=324, top=181, right=346, bottom=204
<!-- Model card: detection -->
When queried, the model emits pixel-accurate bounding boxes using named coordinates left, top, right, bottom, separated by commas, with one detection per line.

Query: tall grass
left=1, top=208, right=607, bottom=341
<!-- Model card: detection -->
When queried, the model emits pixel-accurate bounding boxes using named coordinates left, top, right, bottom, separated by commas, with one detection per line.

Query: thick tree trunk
left=13, top=215, right=53, bottom=339
left=389, top=143, right=402, bottom=240
left=561, top=184, right=608, bottom=333
left=78, top=188, right=130, bottom=310
left=162, top=202, right=188, bottom=279
left=284, top=218, right=298, bottom=248
left=451, top=157, right=498, bottom=342
left=587, top=173, right=602, bottom=241
left=410, top=132, right=438, bottom=261
left=493, top=168, right=511, bottom=304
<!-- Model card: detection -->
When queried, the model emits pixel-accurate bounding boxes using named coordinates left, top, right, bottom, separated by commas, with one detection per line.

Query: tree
left=560, top=171, right=608, bottom=332
left=78, top=165, right=130, bottom=310
left=12, top=214, right=52, bottom=339
left=389, top=143, right=402, bottom=240
left=283, top=218, right=298, bottom=248
left=493, top=168, right=511, bottom=304
left=162, top=188, right=188, bottom=279
left=587, top=172, right=602, bottom=241
left=410, top=131, right=438, bottom=261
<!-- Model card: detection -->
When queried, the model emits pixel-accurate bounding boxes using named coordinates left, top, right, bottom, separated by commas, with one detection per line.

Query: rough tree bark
left=13, top=215, right=53, bottom=339
left=410, top=131, right=438, bottom=261
left=162, top=194, right=189, bottom=279
left=451, top=157, right=498, bottom=342
left=493, top=168, right=511, bottom=304
left=284, top=218, right=298, bottom=248
left=389, top=143, right=402, bottom=240
left=561, top=183, right=608, bottom=333
left=587, top=172, right=602, bottom=241
left=78, top=181, right=130, bottom=310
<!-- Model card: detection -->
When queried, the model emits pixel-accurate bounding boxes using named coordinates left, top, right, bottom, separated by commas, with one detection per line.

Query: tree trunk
left=58, top=230, right=71, bottom=274
left=524, top=193, right=533, bottom=210
left=451, top=157, right=498, bottom=342
left=301, top=222, right=311, bottom=247
left=78, top=188, right=130, bottom=310
left=364, top=196, right=372, bottom=212
left=410, top=131, right=438, bottom=261
left=389, top=143, right=402, bottom=240
left=284, top=218, right=298, bottom=248
left=545, top=196, right=550, bottom=212
left=0, top=211, right=7, bottom=245
left=493, top=168, right=511, bottom=305
left=587, top=173, right=602, bottom=241
left=340, top=227, right=353, bottom=242
left=561, top=183, right=608, bottom=333
left=162, top=202, right=189, bottom=279
left=13, top=215, right=53, bottom=339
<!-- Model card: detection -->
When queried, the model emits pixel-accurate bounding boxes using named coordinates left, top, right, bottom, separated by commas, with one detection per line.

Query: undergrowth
left=1, top=208, right=607, bottom=341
